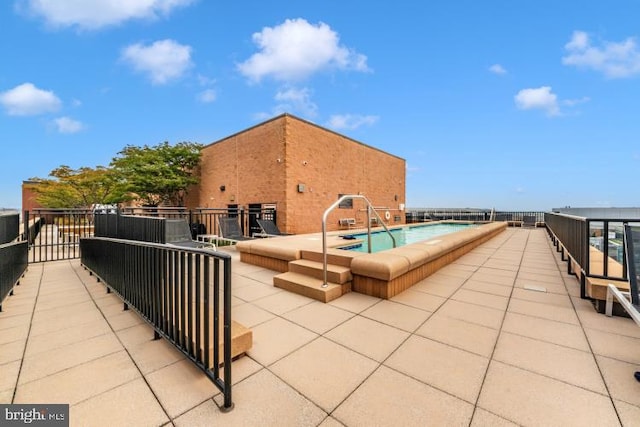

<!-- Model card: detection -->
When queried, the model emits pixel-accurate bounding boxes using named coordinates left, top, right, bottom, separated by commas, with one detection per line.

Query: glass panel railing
left=607, top=222, right=625, bottom=279
left=589, top=221, right=604, bottom=276
left=625, top=224, right=640, bottom=306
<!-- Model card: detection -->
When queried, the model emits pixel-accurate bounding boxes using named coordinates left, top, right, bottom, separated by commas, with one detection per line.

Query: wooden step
left=222, top=320, right=252, bottom=363
left=202, top=320, right=253, bottom=368
left=288, top=259, right=352, bottom=284
left=178, top=319, right=251, bottom=368
left=300, top=249, right=359, bottom=267
left=273, top=272, right=350, bottom=303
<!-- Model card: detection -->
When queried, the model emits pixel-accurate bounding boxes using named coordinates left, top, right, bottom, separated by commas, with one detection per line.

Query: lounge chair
left=605, top=224, right=640, bottom=382
left=255, top=219, right=292, bottom=237
left=218, top=217, right=255, bottom=242
left=164, top=219, right=215, bottom=250
left=522, top=215, right=537, bottom=228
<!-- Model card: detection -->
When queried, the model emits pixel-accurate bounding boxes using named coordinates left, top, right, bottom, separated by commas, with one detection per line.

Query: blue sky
left=1, top=0, right=639, bottom=211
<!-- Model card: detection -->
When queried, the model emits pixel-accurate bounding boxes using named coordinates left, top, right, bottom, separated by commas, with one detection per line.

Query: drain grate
left=523, top=284, right=547, bottom=293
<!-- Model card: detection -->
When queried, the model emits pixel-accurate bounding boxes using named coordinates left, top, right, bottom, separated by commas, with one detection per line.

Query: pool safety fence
left=80, top=237, right=234, bottom=411
left=0, top=240, right=28, bottom=312
left=0, top=212, right=19, bottom=245
left=405, top=209, right=545, bottom=224
left=24, top=206, right=278, bottom=262
left=545, top=212, right=640, bottom=297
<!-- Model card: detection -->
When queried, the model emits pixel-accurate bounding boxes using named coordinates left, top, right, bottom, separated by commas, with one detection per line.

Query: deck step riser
left=299, top=250, right=354, bottom=267
left=289, top=262, right=352, bottom=284
left=273, top=272, right=350, bottom=303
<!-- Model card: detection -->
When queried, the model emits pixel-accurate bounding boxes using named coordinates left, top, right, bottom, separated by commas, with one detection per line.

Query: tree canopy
left=31, top=165, right=125, bottom=208
left=110, top=141, right=203, bottom=207
left=31, top=141, right=203, bottom=209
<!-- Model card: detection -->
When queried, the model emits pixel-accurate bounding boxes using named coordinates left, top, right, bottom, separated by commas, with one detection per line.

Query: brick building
left=187, top=114, right=406, bottom=234
left=21, top=180, right=43, bottom=217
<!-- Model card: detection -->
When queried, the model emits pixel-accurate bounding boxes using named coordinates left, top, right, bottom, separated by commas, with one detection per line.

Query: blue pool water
left=341, top=223, right=478, bottom=253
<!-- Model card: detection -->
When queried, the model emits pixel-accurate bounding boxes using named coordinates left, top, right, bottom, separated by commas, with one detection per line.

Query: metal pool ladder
left=321, top=195, right=396, bottom=288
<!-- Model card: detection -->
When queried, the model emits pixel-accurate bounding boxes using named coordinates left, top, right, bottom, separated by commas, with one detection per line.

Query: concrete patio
left=1, top=227, right=640, bottom=426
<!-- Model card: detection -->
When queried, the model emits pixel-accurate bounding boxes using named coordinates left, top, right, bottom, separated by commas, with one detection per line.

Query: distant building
left=186, top=114, right=406, bottom=234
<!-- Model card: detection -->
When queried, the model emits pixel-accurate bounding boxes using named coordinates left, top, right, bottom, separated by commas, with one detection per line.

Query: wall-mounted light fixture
left=276, top=158, right=282, bottom=163
left=219, top=185, right=226, bottom=192
left=297, top=183, right=305, bottom=193
left=302, top=160, right=308, bottom=166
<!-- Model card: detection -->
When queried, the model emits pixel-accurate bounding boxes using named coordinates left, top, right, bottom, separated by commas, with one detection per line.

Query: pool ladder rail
left=321, top=195, right=396, bottom=288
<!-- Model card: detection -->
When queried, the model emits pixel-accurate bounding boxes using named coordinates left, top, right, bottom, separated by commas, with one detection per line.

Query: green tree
left=31, top=165, right=125, bottom=208
left=110, top=141, right=202, bottom=206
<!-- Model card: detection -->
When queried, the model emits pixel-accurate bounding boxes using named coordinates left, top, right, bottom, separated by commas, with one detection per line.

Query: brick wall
left=190, top=114, right=406, bottom=234
left=21, top=181, right=43, bottom=217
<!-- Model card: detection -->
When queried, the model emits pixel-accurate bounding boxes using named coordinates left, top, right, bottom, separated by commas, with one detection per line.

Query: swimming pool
left=341, top=222, right=479, bottom=253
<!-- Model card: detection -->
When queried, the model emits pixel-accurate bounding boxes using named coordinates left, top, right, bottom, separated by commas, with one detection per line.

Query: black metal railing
left=120, top=206, right=277, bottom=240
left=25, top=206, right=278, bottom=262
left=24, top=209, right=95, bottom=263
left=406, top=209, right=545, bottom=224
left=545, top=212, right=640, bottom=297
left=545, top=212, right=588, bottom=270
left=0, top=212, right=19, bottom=244
left=80, top=237, right=234, bottom=410
left=583, top=218, right=640, bottom=280
left=0, top=241, right=28, bottom=312
left=23, top=216, right=43, bottom=245
left=94, top=214, right=166, bottom=243
left=624, top=225, right=639, bottom=307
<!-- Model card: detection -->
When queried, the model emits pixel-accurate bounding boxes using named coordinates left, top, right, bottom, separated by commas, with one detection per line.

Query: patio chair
left=605, top=224, right=640, bottom=382
left=255, top=219, right=292, bottom=237
left=165, top=219, right=215, bottom=250
left=218, top=217, right=255, bottom=242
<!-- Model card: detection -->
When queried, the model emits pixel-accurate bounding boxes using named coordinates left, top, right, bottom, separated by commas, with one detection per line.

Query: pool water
left=341, top=223, right=478, bottom=253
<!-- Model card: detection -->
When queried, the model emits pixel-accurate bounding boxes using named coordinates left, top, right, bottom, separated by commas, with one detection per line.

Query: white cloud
left=121, top=39, right=193, bottom=84
left=489, top=64, right=507, bottom=75
left=326, top=114, right=379, bottom=130
left=514, top=86, right=560, bottom=116
left=0, top=82, right=61, bottom=116
left=22, top=0, right=195, bottom=30
left=197, top=89, right=216, bottom=103
left=53, top=116, right=84, bottom=133
left=562, top=30, right=640, bottom=78
left=273, top=87, right=318, bottom=117
left=565, top=31, right=589, bottom=51
left=562, top=96, right=590, bottom=107
left=237, top=18, right=370, bottom=83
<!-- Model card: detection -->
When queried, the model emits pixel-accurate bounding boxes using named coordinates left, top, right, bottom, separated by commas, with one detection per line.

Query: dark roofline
left=201, top=113, right=405, bottom=162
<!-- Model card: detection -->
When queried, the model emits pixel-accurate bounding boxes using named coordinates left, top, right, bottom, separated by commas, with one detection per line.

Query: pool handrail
left=321, top=195, right=397, bottom=287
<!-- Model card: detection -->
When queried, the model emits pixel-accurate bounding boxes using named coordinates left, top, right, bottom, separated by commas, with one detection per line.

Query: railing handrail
left=0, top=240, right=29, bottom=312
left=321, top=195, right=396, bottom=287
left=624, top=224, right=640, bottom=306
left=80, top=236, right=233, bottom=410
left=546, top=212, right=587, bottom=221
